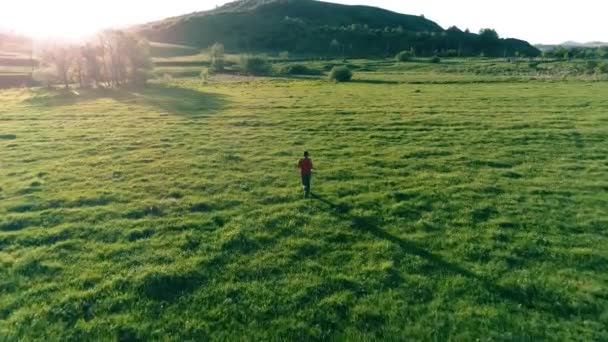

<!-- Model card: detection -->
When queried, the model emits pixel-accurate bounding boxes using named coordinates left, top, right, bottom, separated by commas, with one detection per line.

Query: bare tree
left=73, top=49, right=86, bottom=88
left=34, top=30, right=152, bottom=89
left=97, top=34, right=110, bottom=86
left=81, top=43, right=101, bottom=88
left=98, top=30, right=122, bottom=86
left=32, top=67, right=57, bottom=89
left=100, top=30, right=152, bottom=87
left=40, top=45, right=74, bottom=89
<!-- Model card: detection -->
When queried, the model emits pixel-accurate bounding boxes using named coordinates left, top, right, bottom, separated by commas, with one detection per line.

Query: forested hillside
left=138, top=0, right=540, bottom=57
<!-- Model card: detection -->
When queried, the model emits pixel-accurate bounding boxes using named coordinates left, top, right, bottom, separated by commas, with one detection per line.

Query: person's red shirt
left=298, top=158, right=313, bottom=175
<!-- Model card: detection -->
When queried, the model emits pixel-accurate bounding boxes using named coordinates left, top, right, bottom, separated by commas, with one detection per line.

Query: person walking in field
left=298, top=151, right=314, bottom=198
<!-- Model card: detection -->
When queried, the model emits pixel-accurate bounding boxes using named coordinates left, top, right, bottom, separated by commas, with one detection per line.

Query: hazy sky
left=1, top=0, right=606, bottom=44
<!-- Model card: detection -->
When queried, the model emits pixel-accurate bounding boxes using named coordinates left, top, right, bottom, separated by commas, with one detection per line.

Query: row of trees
left=543, top=46, right=608, bottom=60
left=321, top=26, right=537, bottom=58
left=34, top=30, right=152, bottom=89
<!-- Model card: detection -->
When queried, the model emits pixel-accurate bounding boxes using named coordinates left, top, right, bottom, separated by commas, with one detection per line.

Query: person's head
left=304, top=151, right=309, bottom=158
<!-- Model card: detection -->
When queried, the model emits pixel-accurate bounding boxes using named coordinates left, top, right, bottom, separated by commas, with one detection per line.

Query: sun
left=2, top=1, right=213, bottom=42
left=2, top=2, right=118, bottom=41
left=16, top=16, right=104, bottom=41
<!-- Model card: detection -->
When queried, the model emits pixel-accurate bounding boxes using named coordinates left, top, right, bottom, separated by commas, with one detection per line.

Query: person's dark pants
left=301, top=173, right=311, bottom=197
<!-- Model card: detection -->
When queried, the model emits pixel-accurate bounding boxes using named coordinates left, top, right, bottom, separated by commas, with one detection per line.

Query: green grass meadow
left=1, top=62, right=607, bottom=340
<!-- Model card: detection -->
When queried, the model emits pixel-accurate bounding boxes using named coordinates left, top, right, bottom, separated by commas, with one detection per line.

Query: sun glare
left=2, top=1, right=150, bottom=41
left=2, top=1, right=209, bottom=41
left=2, top=1, right=606, bottom=45
left=15, top=15, right=109, bottom=41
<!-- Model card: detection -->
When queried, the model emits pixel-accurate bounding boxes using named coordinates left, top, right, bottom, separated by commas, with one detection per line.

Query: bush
left=279, top=64, right=321, bottom=76
left=444, top=49, right=459, bottom=57
left=329, top=66, right=353, bottom=82
left=598, top=62, right=608, bottom=74
left=210, top=43, right=225, bottom=71
left=240, top=55, right=271, bottom=75
left=586, top=60, right=599, bottom=74
left=430, top=56, right=441, bottom=63
left=395, top=51, right=413, bottom=62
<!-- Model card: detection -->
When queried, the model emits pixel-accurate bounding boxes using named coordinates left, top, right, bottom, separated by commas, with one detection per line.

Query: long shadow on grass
left=311, top=193, right=584, bottom=318
left=24, top=84, right=230, bottom=117
left=350, top=79, right=401, bottom=85
left=280, top=74, right=324, bottom=80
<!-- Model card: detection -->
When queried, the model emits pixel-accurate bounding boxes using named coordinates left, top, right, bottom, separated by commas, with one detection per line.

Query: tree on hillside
left=447, top=26, right=463, bottom=33
left=552, top=46, right=570, bottom=60
left=478, top=28, right=500, bottom=56
left=330, top=39, right=341, bottom=57
left=479, top=28, right=499, bottom=41
left=210, top=43, right=225, bottom=71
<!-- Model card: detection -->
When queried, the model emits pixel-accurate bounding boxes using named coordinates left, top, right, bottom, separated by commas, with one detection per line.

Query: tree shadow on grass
left=277, top=74, right=325, bottom=82
left=350, top=79, right=401, bottom=85
left=311, top=193, right=590, bottom=319
left=23, top=84, right=230, bottom=118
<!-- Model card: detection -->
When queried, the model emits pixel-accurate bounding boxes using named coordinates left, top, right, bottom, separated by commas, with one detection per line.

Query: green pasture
left=0, top=62, right=607, bottom=340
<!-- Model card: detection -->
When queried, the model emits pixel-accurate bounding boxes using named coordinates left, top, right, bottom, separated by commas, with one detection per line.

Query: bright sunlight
left=1, top=0, right=606, bottom=42
left=1, top=1, right=210, bottom=40
left=1, top=0, right=608, bottom=340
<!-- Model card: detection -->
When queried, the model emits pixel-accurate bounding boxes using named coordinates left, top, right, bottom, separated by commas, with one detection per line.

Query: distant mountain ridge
left=536, top=41, right=608, bottom=51
left=138, top=0, right=540, bottom=57
left=561, top=41, right=608, bottom=47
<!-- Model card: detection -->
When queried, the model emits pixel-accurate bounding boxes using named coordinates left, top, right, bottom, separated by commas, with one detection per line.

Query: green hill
left=138, top=0, right=540, bottom=57
left=202, top=0, right=443, bottom=31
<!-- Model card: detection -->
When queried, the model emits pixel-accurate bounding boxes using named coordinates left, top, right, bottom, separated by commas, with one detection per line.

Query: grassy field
left=1, top=62, right=607, bottom=340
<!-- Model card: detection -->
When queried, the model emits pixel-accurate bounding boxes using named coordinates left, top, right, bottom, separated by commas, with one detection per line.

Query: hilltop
left=196, top=0, right=443, bottom=31
left=137, top=0, right=540, bottom=57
